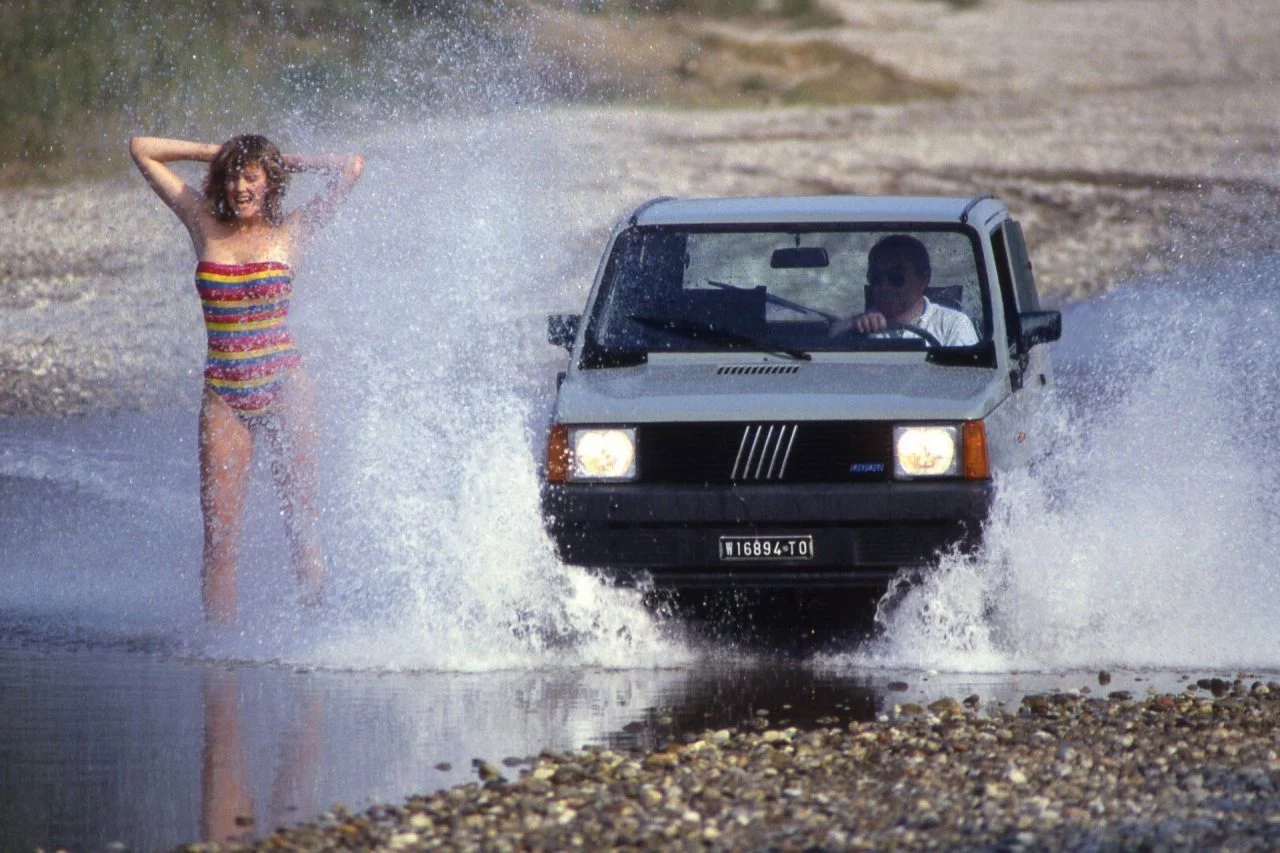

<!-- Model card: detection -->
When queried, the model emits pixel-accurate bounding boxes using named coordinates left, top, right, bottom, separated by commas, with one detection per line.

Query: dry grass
left=682, top=30, right=957, bottom=106
left=522, top=5, right=955, bottom=107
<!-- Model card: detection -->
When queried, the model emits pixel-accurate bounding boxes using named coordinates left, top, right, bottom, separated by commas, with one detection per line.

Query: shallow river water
left=0, top=641, right=1220, bottom=851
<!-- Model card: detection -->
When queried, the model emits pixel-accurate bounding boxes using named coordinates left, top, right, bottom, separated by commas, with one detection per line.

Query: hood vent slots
left=717, top=364, right=800, bottom=376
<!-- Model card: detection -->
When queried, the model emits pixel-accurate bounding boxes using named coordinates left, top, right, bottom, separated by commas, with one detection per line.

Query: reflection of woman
left=201, top=669, right=253, bottom=844
left=201, top=669, right=323, bottom=845
left=129, top=135, right=363, bottom=625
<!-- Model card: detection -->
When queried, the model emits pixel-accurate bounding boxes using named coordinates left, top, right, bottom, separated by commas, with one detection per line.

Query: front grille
left=731, top=424, right=798, bottom=480
left=641, top=422, right=893, bottom=484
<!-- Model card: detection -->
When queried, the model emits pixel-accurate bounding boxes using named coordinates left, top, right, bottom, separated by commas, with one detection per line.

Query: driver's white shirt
left=906, top=298, right=979, bottom=346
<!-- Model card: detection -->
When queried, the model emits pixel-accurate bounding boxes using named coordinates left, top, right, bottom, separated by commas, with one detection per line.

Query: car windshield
left=581, top=227, right=990, bottom=366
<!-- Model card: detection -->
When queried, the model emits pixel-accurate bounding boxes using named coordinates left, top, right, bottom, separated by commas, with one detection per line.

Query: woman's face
left=224, top=163, right=269, bottom=222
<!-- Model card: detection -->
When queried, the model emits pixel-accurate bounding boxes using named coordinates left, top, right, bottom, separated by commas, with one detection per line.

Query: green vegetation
left=0, top=0, right=520, bottom=184
left=0, top=0, right=953, bottom=185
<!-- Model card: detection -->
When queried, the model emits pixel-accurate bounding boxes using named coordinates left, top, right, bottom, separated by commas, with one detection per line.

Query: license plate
left=718, top=535, right=814, bottom=561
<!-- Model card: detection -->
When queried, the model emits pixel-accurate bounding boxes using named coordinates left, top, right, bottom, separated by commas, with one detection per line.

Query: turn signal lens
left=545, top=424, right=571, bottom=483
left=962, top=420, right=991, bottom=480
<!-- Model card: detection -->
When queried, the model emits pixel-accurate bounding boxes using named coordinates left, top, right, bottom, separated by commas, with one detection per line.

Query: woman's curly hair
left=204, top=135, right=289, bottom=225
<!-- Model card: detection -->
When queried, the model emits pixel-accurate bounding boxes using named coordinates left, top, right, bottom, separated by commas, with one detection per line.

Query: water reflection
left=200, top=668, right=323, bottom=846
left=2, top=633, right=1266, bottom=850
left=595, top=664, right=884, bottom=754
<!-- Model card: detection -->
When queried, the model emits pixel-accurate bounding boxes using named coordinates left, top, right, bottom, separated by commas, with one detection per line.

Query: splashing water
left=848, top=254, right=1280, bottom=671
left=0, top=105, right=685, bottom=670
left=199, top=111, right=691, bottom=670
left=1, top=0, right=693, bottom=671
left=247, top=112, right=677, bottom=670
left=8, top=0, right=1280, bottom=673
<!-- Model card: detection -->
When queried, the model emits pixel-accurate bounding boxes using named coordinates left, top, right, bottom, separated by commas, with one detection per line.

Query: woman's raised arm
left=286, top=152, right=365, bottom=242
left=129, top=136, right=219, bottom=234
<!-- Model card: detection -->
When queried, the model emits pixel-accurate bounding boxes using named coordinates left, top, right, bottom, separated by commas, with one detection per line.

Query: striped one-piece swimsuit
left=195, top=260, right=303, bottom=418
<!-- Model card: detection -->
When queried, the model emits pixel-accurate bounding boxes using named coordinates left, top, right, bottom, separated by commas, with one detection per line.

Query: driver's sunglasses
left=866, top=266, right=911, bottom=287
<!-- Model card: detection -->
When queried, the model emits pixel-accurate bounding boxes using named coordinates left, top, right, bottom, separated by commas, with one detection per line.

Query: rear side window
left=991, top=219, right=1042, bottom=347
left=995, top=220, right=1040, bottom=311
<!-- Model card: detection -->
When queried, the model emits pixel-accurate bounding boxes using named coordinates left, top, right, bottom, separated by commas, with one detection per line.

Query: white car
left=541, top=195, right=1060, bottom=592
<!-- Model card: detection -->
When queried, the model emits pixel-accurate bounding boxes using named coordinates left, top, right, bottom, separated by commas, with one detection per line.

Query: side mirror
left=547, top=313, right=580, bottom=351
left=1018, top=310, right=1061, bottom=350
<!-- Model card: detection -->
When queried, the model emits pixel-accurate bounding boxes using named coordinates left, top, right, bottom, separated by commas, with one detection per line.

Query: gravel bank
left=177, top=679, right=1280, bottom=851
left=0, top=181, right=200, bottom=416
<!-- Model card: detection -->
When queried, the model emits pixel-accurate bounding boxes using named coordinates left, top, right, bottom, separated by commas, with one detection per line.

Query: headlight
left=567, top=427, right=637, bottom=482
left=894, top=425, right=959, bottom=478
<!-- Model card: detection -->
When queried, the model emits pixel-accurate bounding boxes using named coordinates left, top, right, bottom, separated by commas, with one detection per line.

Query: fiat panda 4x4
left=541, top=195, right=1060, bottom=592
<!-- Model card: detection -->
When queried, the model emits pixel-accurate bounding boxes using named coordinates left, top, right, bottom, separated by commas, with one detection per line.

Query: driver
left=828, top=234, right=978, bottom=346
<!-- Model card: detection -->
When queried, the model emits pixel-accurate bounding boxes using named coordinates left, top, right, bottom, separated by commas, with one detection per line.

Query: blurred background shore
left=3, top=0, right=1279, bottom=416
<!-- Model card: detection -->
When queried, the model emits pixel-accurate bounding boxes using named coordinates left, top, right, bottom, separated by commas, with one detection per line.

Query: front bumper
left=542, top=481, right=993, bottom=589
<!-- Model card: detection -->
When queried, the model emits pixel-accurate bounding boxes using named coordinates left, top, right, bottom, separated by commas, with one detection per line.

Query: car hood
left=555, top=358, right=1008, bottom=423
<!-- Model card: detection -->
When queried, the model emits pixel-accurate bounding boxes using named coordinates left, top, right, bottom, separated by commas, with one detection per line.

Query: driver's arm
left=828, top=311, right=887, bottom=337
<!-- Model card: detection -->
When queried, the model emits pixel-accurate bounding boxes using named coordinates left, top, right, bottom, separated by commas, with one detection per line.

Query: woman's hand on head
left=129, top=136, right=217, bottom=237
left=288, top=151, right=365, bottom=242
left=345, top=154, right=365, bottom=183
left=284, top=152, right=364, bottom=176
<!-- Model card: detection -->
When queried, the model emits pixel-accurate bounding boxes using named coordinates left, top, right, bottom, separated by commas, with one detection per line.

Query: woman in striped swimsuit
left=130, top=134, right=363, bottom=626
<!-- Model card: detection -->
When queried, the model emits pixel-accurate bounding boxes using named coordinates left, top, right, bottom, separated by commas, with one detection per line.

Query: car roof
left=629, top=195, right=1009, bottom=228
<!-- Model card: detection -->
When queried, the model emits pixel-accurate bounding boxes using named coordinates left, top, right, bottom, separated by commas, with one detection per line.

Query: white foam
left=842, top=260, right=1280, bottom=671
left=0, top=109, right=690, bottom=670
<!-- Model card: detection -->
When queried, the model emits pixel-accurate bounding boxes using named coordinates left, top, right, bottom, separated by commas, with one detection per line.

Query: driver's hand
left=829, top=312, right=887, bottom=337
left=854, top=311, right=889, bottom=333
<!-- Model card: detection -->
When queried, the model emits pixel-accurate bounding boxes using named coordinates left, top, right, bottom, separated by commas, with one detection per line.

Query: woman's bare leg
left=199, top=389, right=254, bottom=626
left=264, top=371, right=327, bottom=607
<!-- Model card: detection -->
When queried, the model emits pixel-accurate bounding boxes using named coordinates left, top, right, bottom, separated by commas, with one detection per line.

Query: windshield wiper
left=705, top=279, right=837, bottom=322
left=628, top=313, right=811, bottom=361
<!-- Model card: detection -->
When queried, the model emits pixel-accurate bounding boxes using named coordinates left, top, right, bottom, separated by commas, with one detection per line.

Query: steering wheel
left=883, top=322, right=943, bottom=349
left=832, top=322, right=943, bottom=349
